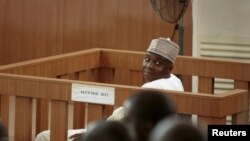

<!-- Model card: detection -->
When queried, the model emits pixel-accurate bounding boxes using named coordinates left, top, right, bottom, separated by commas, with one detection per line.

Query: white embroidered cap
left=147, top=37, right=180, bottom=64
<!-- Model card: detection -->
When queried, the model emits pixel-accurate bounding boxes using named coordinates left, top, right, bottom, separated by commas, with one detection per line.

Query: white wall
left=193, top=0, right=250, bottom=58
left=192, top=0, right=250, bottom=94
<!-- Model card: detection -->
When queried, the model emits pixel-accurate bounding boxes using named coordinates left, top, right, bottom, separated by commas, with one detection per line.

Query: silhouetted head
left=150, top=118, right=206, bottom=141
left=81, top=120, right=133, bottom=141
left=123, top=90, right=176, bottom=141
left=0, top=120, right=8, bottom=141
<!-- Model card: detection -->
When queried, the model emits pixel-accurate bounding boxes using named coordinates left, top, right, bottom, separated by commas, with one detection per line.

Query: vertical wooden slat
left=73, top=102, right=85, bottom=129
left=99, top=68, right=114, bottom=83
left=232, top=112, right=248, bottom=124
left=182, top=75, right=192, bottom=92
left=73, top=71, right=92, bottom=128
left=197, top=116, right=226, bottom=134
left=177, top=0, right=192, bottom=93
left=68, top=102, right=74, bottom=129
left=233, top=80, right=249, bottom=124
left=0, top=95, right=9, bottom=128
left=98, top=68, right=114, bottom=118
left=60, top=73, right=79, bottom=80
left=14, top=97, right=32, bottom=141
left=130, top=70, right=143, bottom=86
left=36, top=99, right=49, bottom=135
left=60, top=73, right=82, bottom=129
left=50, top=100, right=68, bottom=141
left=75, top=70, right=101, bottom=128
left=78, top=69, right=100, bottom=82
left=103, top=105, right=114, bottom=120
left=114, top=69, right=130, bottom=85
left=86, top=104, right=103, bottom=126
left=197, top=76, right=220, bottom=133
left=103, top=69, right=132, bottom=119
left=198, top=77, right=214, bottom=94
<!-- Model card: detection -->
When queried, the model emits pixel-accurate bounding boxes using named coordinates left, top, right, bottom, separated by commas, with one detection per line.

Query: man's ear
left=169, top=65, right=174, bottom=71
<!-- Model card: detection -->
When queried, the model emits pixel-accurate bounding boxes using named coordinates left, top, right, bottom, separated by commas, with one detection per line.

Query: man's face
left=143, top=52, right=173, bottom=83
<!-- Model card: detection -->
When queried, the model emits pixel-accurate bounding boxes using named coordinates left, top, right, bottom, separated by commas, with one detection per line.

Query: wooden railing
left=0, top=48, right=249, bottom=141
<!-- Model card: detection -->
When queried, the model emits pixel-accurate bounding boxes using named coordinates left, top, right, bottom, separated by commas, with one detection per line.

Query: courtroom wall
left=192, top=0, right=250, bottom=93
left=0, top=0, right=192, bottom=65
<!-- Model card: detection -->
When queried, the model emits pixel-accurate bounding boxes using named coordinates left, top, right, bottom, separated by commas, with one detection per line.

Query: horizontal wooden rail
left=0, top=48, right=101, bottom=77
left=100, top=49, right=250, bottom=80
left=0, top=73, right=248, bottom=141
left=0, top=48, right=249, bottom=141
left=0, top=73, right=248, bottom=118
left=0, top=48, right=249, bottom=81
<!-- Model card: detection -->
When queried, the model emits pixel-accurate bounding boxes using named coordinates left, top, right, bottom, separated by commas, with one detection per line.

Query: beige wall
left=193, top=0, right=250, bottom=58
left=192, top=0, right=250, bottom=94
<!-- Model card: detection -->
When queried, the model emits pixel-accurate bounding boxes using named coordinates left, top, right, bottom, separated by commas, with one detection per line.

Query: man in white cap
left=34, top=37, right=185, bottom=141
left=142, top=37, right=183, bottom=91
left=106, top=37, right=184, bottom=121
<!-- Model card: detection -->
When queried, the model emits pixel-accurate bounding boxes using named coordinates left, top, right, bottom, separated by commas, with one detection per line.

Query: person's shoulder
left=141, top=79, right=164, bottom=88
left=170, top=73, right=180, bottom=80
left=170, top=74, right=183, bottom=84
left=107, top=107, right=125, bottom=121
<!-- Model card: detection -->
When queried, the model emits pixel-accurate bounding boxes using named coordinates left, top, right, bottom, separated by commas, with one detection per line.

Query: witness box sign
left=71, top=83, right=115, bottom=105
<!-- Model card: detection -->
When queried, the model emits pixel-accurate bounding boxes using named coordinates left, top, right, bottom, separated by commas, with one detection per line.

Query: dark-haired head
left=82, top=120, right=133, bottom=141
left=150, top=118, right=206, bottom=141
left=0, top=120, right=8, bottom=141
left=123, top=90, right=176, bottom=141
